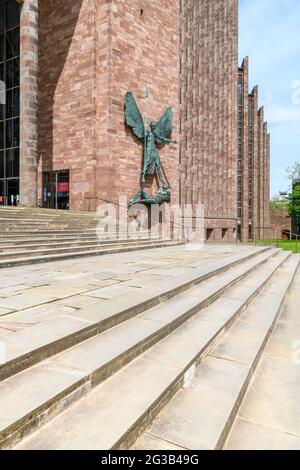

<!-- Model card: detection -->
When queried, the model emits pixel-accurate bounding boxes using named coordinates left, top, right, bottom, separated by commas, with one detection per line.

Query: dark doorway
left=43, top=170, right=70, bottom=210
left=7, top=177, right=19, bottom=205
left=206, top=228, right=213, bottom=241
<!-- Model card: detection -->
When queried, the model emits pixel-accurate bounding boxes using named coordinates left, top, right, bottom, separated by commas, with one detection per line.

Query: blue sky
left=239, top=0, right=300, bottom=196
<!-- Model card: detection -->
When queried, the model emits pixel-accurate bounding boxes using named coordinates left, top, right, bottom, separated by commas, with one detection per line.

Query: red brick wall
left=38, top=0, right=96, bottom=210
left=252, top=86, right=259, bottom=235
left=98, top=0, right=180, bottom=208
left=270, top=208, right=291, bottom=239
left=238, top=60, right=271, bottom=242
left=239, top=58, right=249, bottom=241
left=179, top=0, right=239, bottom=241
left=38, top=0, right=179, bottom=211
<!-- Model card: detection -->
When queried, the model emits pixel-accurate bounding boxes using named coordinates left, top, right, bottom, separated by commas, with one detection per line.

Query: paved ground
left=1, top=244, right=299, bottom=450
left=225, top=264, right=300, bottom=450
left=0, top=244, right=251, bottom=336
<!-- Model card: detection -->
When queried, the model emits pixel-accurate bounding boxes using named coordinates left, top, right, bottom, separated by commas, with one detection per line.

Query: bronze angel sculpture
left=124, top=91, right=176, bottom=207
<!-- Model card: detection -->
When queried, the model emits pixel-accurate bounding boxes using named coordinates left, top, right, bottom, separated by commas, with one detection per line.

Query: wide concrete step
left=0, top=236, right=161, bottom=248
left=0, top=217, right=61, bottom=223
left=0, top=234, right=153, bottom=245
left=0, top=226, right=148, bottom=234
left=0, top=234, right=153, bottom=244
left=0, top=238, right=170, bottom=257
left=0, top=240, right=182, bottom=268
left=0, top=248, right=284, bottom=448
left=8, top=251, right=296, bottom=450
left=224, top=259, right=300, bottom=450
left=0, top=207, right=100, bottom=217
left=0, top=229, right=150, bottom=239
left=1, top=225, right=99, bottom=231
left=132, top=255, right=299, bottom=451
left=0, top=229, right=139, bottom=237
left=0, top=228, right=95, bottom=235
left=0, top=218, right=68, bottom=223
left=0, top=246, right=271, bottom=382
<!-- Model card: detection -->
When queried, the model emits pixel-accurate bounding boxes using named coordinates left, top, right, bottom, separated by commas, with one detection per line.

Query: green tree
left=286, top=162, right=300, bottom=183
left=288, top=186, right=300, bottom=234
left=270, top=194, right=288, bottom=210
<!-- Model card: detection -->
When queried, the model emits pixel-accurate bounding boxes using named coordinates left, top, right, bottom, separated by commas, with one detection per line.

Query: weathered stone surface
left=0, top=245, right=292, bottom=450
left=0, top=363, right=86, bottom=437
left=132, top=255, right=299, bottom=451
left=238, top=355, right=300, bottom=438
left=0, top=316, right=92, bottom=363
left=0, top=304, right=75, bottom=324
left=148, top=358, right=249, bottom=450
left=238, top=59, right=270, bottom=242
left=16, top=358, right=180, bottom=450
left=132, top=433, right=185, bottom=451
left=20, top=0, right=39, bottom=207
left=0, top=308, right=13, bottom=317
left=0, top=293, right=57, bottom=310
left=0, top=329, right=13, bottom=337
left=50, top=317, right=162, bottom=375
left=180, top=0, right=238, bottom=240
left=37, top=0, right=179, bottom=211
left=265, top=320, right=300, bottom=359
left=225, top=419, right=300, bottom=450
left=224, top=262, right=300, bottom=449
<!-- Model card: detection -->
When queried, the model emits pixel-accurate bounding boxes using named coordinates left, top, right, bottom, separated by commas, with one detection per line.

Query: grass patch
left=256, top=239, right=300, bottom=253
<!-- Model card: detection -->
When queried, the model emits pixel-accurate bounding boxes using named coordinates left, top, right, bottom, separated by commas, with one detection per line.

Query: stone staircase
left=0, top=206, right=178, bottom=268
left=0, top=244, right=298, bottom=450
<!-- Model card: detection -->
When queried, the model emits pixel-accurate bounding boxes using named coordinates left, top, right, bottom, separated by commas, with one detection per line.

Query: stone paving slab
left=0, top=328, right=13, bottom=337
left=1, top=251, right=279, bottom=448
left=0, top=308, right=13, bottom=317
left=279, top=298, right=300, bottom=325
left=0, top=247, right=284, bottom=447
left=55, top=295, right=106, bottom=310
left=49, top=317, right=163, bottom=375
left=265, top=320, right=300, bottom=359
left=148, top=358, right=250, bottom=450
left=16, top=358, right=180, bottom=450
left=0, top=285, right=34, bottom=298
left=13, top=250, right=290, bottom=450
left=132, top=433, right=185, bottom=450
left=0, top=363, right=87, bottom=440
left=0, top=316, right=93, bottom=364
left=237, top=355, right=300, bottom=438
left=0, top=293, right=57, bottom=311
left=0, top=304, right=76, bottom=324
left=225, top=419, right=300, bottom=450
left=133, top=255, right=299, bottom=451
left=0, top=321, right=31, bottom=332
left=224, top=258, right=300, bottom=450
left=0, top=246, right=267, bottom=378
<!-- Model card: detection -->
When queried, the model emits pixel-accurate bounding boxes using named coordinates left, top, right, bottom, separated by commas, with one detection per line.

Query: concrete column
left=20, top=0, right=38, bottom=207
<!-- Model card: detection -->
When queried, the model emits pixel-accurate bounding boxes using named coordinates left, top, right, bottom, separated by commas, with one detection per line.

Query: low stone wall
left=270, top=208, right=291, bottom=239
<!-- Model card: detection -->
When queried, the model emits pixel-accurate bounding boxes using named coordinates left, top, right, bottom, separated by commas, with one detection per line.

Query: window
left=0, top=0, right=20, bottom=205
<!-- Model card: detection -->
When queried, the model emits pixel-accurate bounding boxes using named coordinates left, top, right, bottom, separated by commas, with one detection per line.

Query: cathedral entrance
left=43, top=170, right=70, bottom=210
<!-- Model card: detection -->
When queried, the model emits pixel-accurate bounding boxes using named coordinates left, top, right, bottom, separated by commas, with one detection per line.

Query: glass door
left=43, top=170, right=69, bottom=210
left=7, top=177, right=19, bottom=205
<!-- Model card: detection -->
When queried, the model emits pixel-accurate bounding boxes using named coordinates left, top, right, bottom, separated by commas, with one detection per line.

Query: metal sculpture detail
left=124, top=91, right=176, bottom=207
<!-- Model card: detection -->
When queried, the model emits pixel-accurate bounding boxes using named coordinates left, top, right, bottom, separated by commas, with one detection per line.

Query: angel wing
left=124, top=92, right=145, bottom=140
left=153, top=107, right=173, bottom=144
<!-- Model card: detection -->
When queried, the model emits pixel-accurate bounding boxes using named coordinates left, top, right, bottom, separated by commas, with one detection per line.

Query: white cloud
left=239, top=0, right=300, bottom=195
left=266, top=104, right=300, bottom=125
